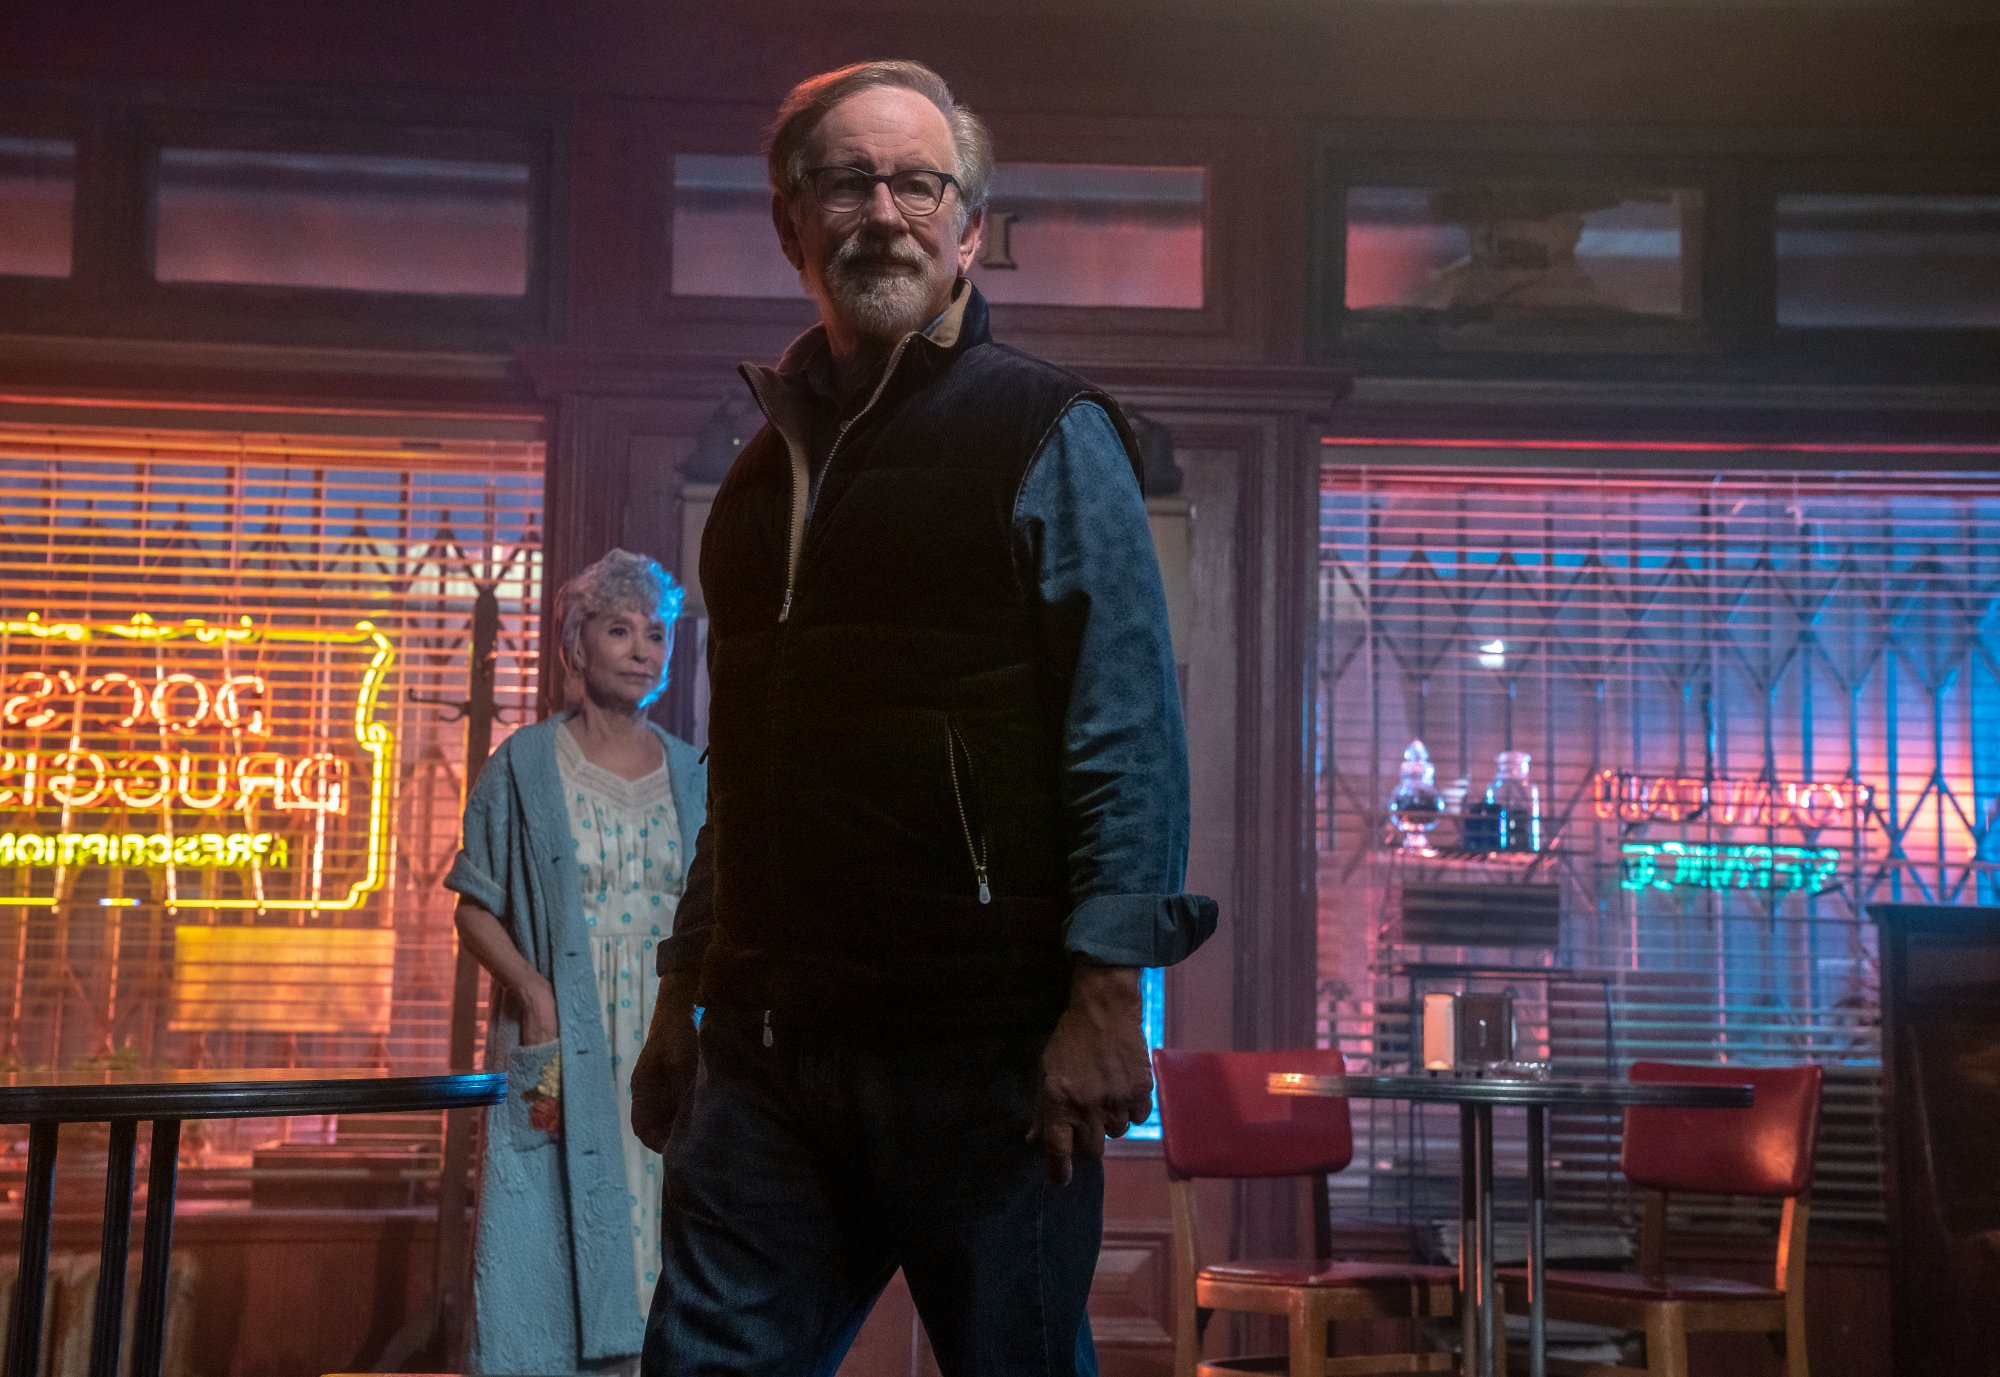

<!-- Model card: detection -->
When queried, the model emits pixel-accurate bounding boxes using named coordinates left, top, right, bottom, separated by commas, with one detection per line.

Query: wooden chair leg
left=1289, top=1292, right=1329, bottom=1377
left=1783, top=1293, right=1810, bottom=1377
left=1171, top=1304, right=1197, bottom=1377
left=1642, top=1306, right=1689, bottom=1377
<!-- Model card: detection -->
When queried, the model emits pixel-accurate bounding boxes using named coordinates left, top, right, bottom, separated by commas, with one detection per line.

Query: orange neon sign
left=0, top=614, right=394, bottom=912
left=1591, top=769, right=1874, bottom=831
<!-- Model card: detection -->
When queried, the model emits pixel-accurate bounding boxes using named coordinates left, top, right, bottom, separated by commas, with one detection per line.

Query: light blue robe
left=445, top=714, right=706, bottom=1375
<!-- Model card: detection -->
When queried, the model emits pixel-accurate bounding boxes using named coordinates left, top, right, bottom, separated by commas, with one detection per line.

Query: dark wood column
left=1085, top=362, right=1345, bottom=1297
left=524, top=348, right=740, bottom=732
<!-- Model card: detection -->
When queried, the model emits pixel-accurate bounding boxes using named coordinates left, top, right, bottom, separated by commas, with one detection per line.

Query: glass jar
left=1387, top=739, right=1444, bottom=854
left=1487, top=749, right=1542, bottom=854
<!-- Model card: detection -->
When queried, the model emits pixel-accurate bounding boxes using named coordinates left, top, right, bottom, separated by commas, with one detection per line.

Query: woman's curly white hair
left=553, top=549, right=685, bottom=689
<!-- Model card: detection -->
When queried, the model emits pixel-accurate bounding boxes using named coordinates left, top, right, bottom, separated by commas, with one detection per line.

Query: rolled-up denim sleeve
left=1017, top=401, right=1218, bottom=967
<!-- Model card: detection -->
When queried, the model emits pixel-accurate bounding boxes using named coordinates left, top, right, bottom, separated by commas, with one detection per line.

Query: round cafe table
left=1, top=1069, right=505, bottom=1377
left=1268, top=1071, right=1753, bottom=1377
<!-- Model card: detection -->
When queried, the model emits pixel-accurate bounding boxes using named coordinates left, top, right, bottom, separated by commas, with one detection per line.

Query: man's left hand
left=1031, top=963, right=1152, bottom=1185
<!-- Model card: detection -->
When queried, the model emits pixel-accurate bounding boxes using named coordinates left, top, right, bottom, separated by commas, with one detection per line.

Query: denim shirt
left=663, top=307, right=1216, bottom=980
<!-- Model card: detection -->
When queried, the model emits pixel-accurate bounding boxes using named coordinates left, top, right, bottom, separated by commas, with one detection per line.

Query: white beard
left=822, top=232, right=941, bottom=342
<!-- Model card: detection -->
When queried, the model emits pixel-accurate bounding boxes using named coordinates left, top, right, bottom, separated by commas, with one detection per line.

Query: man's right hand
left=632, top=974, right=701, bottom=1151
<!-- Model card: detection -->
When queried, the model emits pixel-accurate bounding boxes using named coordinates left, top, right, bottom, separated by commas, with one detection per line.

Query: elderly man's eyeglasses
left=804, top=166, right=961, bottom=217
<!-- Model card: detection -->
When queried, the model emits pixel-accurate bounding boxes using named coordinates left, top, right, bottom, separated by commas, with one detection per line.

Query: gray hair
left=767, top=60, right=994, bottom=214
left=553, top=549, right=685, bottom=682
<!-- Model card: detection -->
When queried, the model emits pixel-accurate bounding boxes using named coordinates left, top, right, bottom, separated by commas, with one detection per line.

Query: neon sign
left=0, top=831, right=288, bottom=870
left=1620, top=841, right=1841, bottom=896
left=1592, top=769, right=1872, bottom=830
left=0, top=614, right=394, bottom=912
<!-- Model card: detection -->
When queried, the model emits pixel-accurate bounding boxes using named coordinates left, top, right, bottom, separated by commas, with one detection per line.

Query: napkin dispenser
left=1420, top=991, right=1515, bottom=1073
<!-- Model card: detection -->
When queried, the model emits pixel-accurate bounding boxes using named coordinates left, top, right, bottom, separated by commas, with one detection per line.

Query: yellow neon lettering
left=0, top=830, right=286, bottom=870
left=3, top=673, right=62, bottom=730
left=111, top=753, right=174, bottom=810
left=0, top=616, right=391, bottom=910
left=176, top=752, right=228, bottom=810
left=88, top=673, right=147, bottom=728
left=291, top=754, right=349, bottom=815
left=234, top=752, right=289, bottom=811
left=214, top=675, right=270, bottom=736
left=46, top=751, right=109, bottom=809
left=151, top=674, right=212, bottom=733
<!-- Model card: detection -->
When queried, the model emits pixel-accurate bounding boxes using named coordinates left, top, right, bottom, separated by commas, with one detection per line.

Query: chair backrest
left=1153, top=1048, right=1354, bottom=1181
left=1621, top=1061, right=1824, bottom=1198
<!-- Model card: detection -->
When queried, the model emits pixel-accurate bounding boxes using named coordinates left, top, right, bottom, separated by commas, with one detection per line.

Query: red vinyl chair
left=1498, top=1062, right=1824, bottom=1377
left=1154, top=1048, right=1457, bottom=1377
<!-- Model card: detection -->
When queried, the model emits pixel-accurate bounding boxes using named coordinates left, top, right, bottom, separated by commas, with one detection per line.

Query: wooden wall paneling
left=1202, top=410, right=1320, bottom=1271
left=527, top=354, right=739, bottom=724
left=626, top=100, right=1290, bottom=370
left=1167, top=437, right=1243, bottom=1060
left=636, top=97, right=821, bottom=365
left=539, top=392, right=632, bottom=709
left=0, top=89, right=565, bottom=355
left=17, top=1202, right=1885, bottom=1377
left=960, top=112, right=1277, bottom=368
left=1072, top=365, right=1342, bottom=1371
left=1083, top=366, right=1340, bottom=1064
left=8, top=4, right=2000, bottom=168
left=1225, top=411, right=1321, bottom=1062
left=561, top=96, right=661, bottom=347
left=1095, top=1157, right=1177, bottom=1377
left=568, top=95, right=817, bottom=359
left=32, top=1205, right=440, bottom=1377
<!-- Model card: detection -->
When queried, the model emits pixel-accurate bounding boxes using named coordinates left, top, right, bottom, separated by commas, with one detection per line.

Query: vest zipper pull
left=976, top=867, right=991, bottom=906
left=778, top=588, right=793, bottom=623
left=762, top=1010, right=774, bottom=1048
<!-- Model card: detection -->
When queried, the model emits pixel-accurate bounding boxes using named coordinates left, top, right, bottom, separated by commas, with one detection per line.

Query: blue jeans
left=643, top=1008, right=1102, bottom=1377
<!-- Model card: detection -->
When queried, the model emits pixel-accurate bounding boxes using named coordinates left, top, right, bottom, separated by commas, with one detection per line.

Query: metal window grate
left=0, top=417, right=542, bottom=1183
left=1316, top=458, right=2000, bottom=1242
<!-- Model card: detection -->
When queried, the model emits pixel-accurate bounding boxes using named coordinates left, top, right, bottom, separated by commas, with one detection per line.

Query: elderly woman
left=445, top=549, right=705, bottom=1376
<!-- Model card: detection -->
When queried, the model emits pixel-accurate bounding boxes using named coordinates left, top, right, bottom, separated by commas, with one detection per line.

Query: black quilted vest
left=697, top=290, right=1141, bottom=1030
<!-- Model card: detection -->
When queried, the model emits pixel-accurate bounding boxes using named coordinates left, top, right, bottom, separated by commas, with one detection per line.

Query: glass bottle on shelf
left=1488, top=749, right=1542, bottom=854
left=1387, top=739, right=1444, bottom=855
left=1460, top=790, right=1501, bottom=854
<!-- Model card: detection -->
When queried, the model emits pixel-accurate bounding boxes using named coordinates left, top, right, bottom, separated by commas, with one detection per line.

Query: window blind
left=1316, top=456, right=2000, bottom=1245
left=0, top=416, right=542, bottom=1186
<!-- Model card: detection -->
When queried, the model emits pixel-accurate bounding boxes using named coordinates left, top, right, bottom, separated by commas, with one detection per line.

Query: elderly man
left=632, top=60, right=1215, bottom=1377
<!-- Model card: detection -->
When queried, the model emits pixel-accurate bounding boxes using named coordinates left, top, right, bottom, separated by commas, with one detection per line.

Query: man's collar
left=772, top=277, right=985, bottom=400
left=741, top=280, right=990, bottom=452
left=921, top=277, right=975, bottom=351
